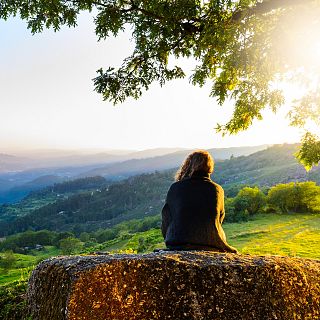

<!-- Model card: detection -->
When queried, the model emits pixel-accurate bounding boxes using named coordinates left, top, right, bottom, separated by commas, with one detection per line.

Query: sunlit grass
left=0, top=266, right=33, bottom=285
left=225, top=213, right=320, bottom=260
left=0, top=246, right=61, bottom=286
left=1, top=213, right=319, bottom=286
left=100, top=213, right=320, bottom=260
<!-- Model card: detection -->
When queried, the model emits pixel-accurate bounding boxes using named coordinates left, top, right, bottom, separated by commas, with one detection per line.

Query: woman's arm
left=215, top=186, right=238, bottom=253
left=161, top=203, right=170, bottom=239
left=220, top=195, right=225, bottom=224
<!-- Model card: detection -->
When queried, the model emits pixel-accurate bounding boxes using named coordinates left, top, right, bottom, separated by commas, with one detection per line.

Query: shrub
left=0, top=250, right=16, bottom=274
left=233, top=187, right=266, bottom=216
left=267, top=181, right=320, bottom=213
left=59, top=237, right=82, bottom=255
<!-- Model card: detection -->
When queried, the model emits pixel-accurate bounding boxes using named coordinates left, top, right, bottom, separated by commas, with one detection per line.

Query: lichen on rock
left=27, top=252, right=320, bottom=320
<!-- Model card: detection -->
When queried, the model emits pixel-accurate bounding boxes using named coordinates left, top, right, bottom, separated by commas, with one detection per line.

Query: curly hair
left=175, top=150, right=214, bottom=181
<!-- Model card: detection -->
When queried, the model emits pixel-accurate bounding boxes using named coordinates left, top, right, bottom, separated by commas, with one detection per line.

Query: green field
left=1, top=213, right=319, bottom=320
left=225, top=213, right=320, bottom=259
left=0, top=213, right=319, bottom=287
left=96, top=213, right=320, bottom=260
left=0, top=247, right=60, bottom=285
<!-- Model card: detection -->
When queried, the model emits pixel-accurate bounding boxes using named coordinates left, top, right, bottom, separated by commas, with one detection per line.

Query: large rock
left=27, top=252, right=320, bottom=320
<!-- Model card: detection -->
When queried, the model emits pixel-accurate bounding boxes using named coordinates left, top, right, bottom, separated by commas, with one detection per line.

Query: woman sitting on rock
left=161, top=150, right=237, bottom=253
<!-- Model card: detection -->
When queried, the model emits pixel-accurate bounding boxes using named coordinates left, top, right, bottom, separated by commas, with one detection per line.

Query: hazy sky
left=0, top=12, right=302, bottom=153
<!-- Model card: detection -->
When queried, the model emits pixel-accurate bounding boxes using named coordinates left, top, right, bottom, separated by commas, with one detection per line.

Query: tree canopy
left=1, top=0, right=320, bottom=168
left=267, top=181, right=320, bottom=213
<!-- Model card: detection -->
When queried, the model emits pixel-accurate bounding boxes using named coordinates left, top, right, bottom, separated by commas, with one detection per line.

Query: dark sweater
left=161, top=171, right=237, bottom=253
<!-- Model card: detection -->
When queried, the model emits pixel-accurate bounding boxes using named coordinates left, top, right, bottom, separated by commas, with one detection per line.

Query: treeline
left=0, top=215, right=161, bottom=253
left=2, top=168, right=320, bottom=238
left=0, top=230, right=70, bottom=252
left=32, top=176, right=107, bottom=196
left=0, top=171, right=173, bottom=236
left=0, top=176, right=111, bottom=224
left=214, top=144, right=320, bottom=191
left=225, top=181, right=320, bottom=222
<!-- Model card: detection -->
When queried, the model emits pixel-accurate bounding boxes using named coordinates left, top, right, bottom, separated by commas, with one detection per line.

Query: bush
left=52, top=231, right=75, bottom=247
left=137, top=237, right=147, bottom=253
left=233, top=187, right=266, bottom=216
left=95, top=228, right=118, bottom=243
left=224, top=198, right=249, bottom=223
left=267, top=181, right=320, bottom=213
left=0, top=250, right=16, bottom=274
left=0, top=230, right=57, bottom=253
left=93, top=215, right=162, bottom=243
left=79, top=232, right=90, bottom=242
left=59, top=237, right=82, bottom=255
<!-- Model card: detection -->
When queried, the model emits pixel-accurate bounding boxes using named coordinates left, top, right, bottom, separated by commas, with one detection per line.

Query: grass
left=96, top=229, right=164, bottom=253
left=0, top=213, right=319, bottom=287
left=100, top=213, right=320, bottom=260
left=0, top=267, right=33, bottom=285
left=0, top=212, right=319, bottom=320
left=0, top=246, right=60, bottom=286
left=224, top=213, right=320, bottom=259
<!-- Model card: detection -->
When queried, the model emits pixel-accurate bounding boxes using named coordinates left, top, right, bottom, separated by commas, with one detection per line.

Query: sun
left=269, top=4, right=320, bottom=138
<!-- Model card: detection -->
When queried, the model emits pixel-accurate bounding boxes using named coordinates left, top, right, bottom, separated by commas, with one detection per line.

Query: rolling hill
left=0, top=175, right=67, bottom=204
left=1, top=143, right=320, bottom=237
left=78, top=145, right=269, bottom=180
left=0, top=153, right=33, bottom=173
left=214, top=144, right=320, bottom=194
left=0, top=171, right=173, bottom=236
left=0, top=145, right=268, bottom=204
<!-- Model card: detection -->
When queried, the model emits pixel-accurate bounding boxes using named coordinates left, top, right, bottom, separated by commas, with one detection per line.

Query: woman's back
left=161, top=151, right=237, bottom=253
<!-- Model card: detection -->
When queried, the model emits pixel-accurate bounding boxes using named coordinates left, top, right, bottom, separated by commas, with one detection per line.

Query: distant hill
left=126, top=148, right=187, bottom=159
left=0, top=145, right=267, bottom=203
left=79, top=145, right=269, bottom=180
left=2, top=143, right=320, bottom=236
left=209, top=145, right=270, bottom=159
left=0, top=171, right=173, bottom=236
left=0, top=165, right=103, bottom=204
left=213, top=144, right=320, bottom=192
left=0, top=175, right=66, bottom=204
left=0, top=153, right=33, bottom=173
left=0, top=176, right=109, bottom=225
left=0, top=148, right=185, bottom=173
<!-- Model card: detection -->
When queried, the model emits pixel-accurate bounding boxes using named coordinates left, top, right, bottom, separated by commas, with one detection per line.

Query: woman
left=161, top=150, right=237, bottom=253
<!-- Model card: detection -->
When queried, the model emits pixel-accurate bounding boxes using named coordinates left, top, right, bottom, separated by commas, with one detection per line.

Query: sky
left=0, top=12, right=302, bottom=153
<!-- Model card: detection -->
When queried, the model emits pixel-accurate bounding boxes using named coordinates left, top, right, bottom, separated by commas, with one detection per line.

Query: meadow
left=225, top=213, right=320, bottom=259
left=1, top=213, right=319, bottom=287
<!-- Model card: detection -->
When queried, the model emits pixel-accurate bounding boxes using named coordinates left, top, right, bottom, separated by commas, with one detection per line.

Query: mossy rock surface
left=27, top=252, right=320, bottom=320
